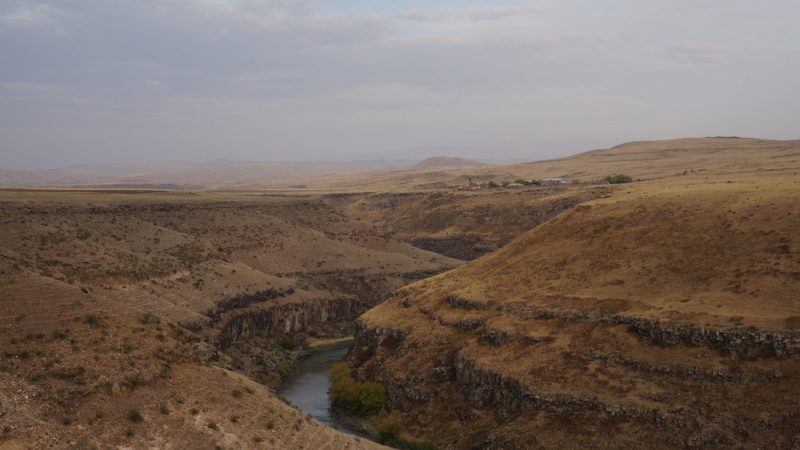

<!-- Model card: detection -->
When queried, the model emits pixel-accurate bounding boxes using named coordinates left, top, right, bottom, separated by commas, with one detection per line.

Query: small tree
left=279, top=336, right=296, bottom=350
left=329, top=362, right=352, bottom=384
left=377, top=411, right=402, bottom=444
left=350, top=383, right=386, bottom=416
left=602, top=174, right=632, bottom=184
left=329, top=363, right=387, bottom=416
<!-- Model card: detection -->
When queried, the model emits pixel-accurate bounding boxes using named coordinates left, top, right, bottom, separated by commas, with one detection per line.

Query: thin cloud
left=396, top=9, right=446, bottom=23
left=667, top=41, right=732, bottom=64
left=1, top=3, right=59, bottom=28
left=0, top=0, right=798, bottom=169
left=459, top=5, right=547, bottom=21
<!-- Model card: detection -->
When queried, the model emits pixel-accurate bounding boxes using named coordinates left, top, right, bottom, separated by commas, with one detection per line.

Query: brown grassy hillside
left=321, top=186, right=613, bottom=260
left=500, top=136, right=800, bottom=182
left=353, top=176, right=800, bottom=449
left=0, top=268, right=387, bottom=449
left=253, top=137, right=800, bottom=191
left=3, top=137, right=799, bottom=448
left=0, top=188, right=455, bottom=448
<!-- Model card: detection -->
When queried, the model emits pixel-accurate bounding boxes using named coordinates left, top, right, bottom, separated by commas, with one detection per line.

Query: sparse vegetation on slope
left=351, top=176, right=800, bottom=449
left=0, top=189, right=451, bottom=448
left=3, top=137, right=800, bottom=448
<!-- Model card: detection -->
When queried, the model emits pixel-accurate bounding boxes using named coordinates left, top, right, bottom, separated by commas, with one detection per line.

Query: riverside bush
left=279, top=336, right=296, bottom=350
left=377, top=411, right=437, bottom=449
left=328, top=362, right=386, bottom=416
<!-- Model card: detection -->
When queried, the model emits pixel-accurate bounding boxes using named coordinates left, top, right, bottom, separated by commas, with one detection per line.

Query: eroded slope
left=0, top=189, right=455, bottom=448
left=0, top=264, right=388, bottom=449
left=353, top=178, right=800, bottom=449
left=323, top=186, right=611, bottom=260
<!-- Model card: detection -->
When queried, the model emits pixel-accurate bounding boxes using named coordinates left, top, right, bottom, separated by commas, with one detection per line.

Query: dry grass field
left=237, top=137, right=800, bottom=191
left=0, top=161, right=381, bottom=190
left=0, top=189, right=454, bottom=448
left=349, top=139, right=800, bottom=449
left=2, top=137, right=799, bottom=449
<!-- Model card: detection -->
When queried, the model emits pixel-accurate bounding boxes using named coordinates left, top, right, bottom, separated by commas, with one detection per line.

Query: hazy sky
left=1, top=0, right=798, bottom=169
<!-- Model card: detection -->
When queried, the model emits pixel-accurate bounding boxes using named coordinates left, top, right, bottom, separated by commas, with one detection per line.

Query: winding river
left=277, top=344, right=369, bottom=438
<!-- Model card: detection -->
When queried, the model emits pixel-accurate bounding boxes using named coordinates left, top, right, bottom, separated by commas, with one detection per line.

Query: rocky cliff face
left=410, top=236, right=501, bottom=261
left=217, top=295, right=374, bottom=350
left=327, top=188, right=606, bottom=261
left=353, top=309, right=800, bottom=449
left=348, top=181, right=800, bottom=449
left=208, top=270, right=449, bottom=351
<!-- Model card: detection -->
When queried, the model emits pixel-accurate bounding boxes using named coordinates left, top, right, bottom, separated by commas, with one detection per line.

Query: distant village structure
left=455, top=174, right=629, bottom=190
left=458, top=176, right=577, bottom=190
left=541, top=177, right=570, bottom=185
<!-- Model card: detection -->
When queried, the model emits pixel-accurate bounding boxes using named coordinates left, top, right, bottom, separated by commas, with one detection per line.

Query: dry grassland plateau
left=1, top=137, right=800, bottom=449
left=353, top=138, right=800, bottom=449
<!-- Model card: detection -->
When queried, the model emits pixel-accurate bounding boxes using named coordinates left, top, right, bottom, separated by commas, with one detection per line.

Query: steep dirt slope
left=352, top=177, right=800, bottom=449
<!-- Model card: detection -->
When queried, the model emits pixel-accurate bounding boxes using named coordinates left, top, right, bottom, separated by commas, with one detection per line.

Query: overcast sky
left=1, top=0, right=798, bottom=169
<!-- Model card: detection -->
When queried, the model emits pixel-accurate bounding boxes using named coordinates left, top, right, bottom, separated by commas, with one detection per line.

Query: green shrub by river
left=329, top=362, right=387, bottom=416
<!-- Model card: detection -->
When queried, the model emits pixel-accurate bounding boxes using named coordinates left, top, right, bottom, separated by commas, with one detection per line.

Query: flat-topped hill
left=499, top=136, right=800, bottom=182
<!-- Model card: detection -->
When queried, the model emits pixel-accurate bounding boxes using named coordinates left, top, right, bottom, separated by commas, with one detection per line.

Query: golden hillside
left=501, top=136, right=800, bottom=182
left=226, top=137, right=798, bottom=192
left=2, top=136, right=799, bottom=449
left=353, top=174, right=800, bottom=448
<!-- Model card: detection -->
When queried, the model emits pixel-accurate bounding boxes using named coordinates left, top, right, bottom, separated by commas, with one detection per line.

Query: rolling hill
left=2, top=136, right=799, bottom=448
left=410, top=157, right=492, bottom=170
left=351, top=172, right=800, bottom=448
left=230, top=137, right=800, bottom=191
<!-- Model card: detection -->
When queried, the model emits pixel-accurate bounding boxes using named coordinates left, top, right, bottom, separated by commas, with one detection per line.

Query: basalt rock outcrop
left=207, top=269, right=454, bottom=353
left=205, top=287, right=290, bottom=322
left=450, top=300, right=800, bottom=358
left=411, top=236, right=503, bottom=261
left=349, top=181, right=800, bottom=449
left=216, top=296, right=374, bottom=350
left=353, top=308, right=800, bottom=449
